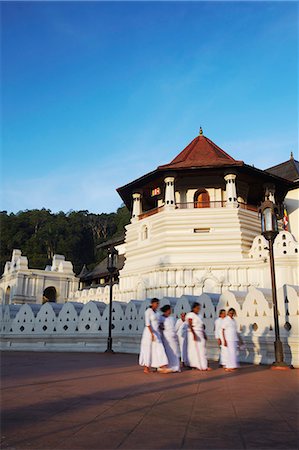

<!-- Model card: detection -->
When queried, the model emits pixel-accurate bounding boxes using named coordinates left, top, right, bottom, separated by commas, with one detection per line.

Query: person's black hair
left=161, top=304, right=171, bottom=313
left=151, top=298, right=159, bottom=304
left=228, top=308, right=236, bottom=314
left=219, top=309, right=226, bottom=315
left=191, top=302, right=200, bottom=311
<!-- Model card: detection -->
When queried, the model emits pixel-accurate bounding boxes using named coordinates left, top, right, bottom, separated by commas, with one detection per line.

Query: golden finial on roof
left=199, top=127, right=203, bottom=136
left=290, top=151, right=294, bottom=159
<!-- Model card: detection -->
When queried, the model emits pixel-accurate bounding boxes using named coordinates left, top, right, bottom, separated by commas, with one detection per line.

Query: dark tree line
left=0, top=206, right=130, bottom=275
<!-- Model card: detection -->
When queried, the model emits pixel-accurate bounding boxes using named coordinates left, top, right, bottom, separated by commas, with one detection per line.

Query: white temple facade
left=115, top=130, right=298, bottom=301
left=0, top=249, right=79, bottom=305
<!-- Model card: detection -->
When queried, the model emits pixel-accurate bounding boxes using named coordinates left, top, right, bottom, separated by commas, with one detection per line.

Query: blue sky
left=1, top=1, right=298, bottom=214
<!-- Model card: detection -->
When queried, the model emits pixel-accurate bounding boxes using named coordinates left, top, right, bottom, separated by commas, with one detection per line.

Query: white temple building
left=99, top=129, right=298, bottom=302
left=0, top=250, right=79, bottom=305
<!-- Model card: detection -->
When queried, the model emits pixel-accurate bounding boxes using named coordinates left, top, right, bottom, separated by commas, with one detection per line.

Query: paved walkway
left=1, top=352, right=298, bottom=450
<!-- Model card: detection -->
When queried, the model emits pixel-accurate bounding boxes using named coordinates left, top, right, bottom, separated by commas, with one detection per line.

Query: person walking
left=214, top=309, right=227, bottom=368
left=175, top=312, right=188, bottom=366
left=186, top=302, right=211, bottom=371
left=222, top=308, right=242, bottom=371
left=160, top=305, right=181, bottom=372
left=139, top=298, right=170, bottom=374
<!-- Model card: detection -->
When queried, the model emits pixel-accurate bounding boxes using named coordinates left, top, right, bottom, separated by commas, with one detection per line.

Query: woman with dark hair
left=160, top=305, right=180, bottom=372
left=186, top=302, right=210, bottom=371
left=139, top=298, right=170, bottom=374
left=222, top=308, right=242, bottom=371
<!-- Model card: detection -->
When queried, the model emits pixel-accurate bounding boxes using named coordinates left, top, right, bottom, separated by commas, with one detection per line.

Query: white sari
left=214, top=317, right=227, bottom=366
left=139, top=307, right=168, bottom=368
left=161, top=316, right=181, bottom=372
left=186, top=312, right=208, bottom=370
left=175, top=318, right=188, bottom=363
left=221, top=316, right=239, bottom=369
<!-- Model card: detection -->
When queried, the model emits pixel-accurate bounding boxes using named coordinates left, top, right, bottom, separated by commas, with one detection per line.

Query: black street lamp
left=105, top=246, right=118, bottom=353
left=259, top=198, right=287, bottom=368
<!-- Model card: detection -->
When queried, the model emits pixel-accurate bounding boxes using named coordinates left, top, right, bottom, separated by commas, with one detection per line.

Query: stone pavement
left=1, top=352, right=298, bottom=450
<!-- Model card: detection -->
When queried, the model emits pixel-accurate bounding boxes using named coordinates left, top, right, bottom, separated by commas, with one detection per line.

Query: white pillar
left=164, top=177, right=175, bottom=208
left=131, top=193, right=142, bottom=221
left=224, top=174, right=238, bottom=208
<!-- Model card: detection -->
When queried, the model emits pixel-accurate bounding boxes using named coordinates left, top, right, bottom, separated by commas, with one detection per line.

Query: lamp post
left=259, top=198, right=287, bottom=368
left=105, top=246, right=118, bottom=353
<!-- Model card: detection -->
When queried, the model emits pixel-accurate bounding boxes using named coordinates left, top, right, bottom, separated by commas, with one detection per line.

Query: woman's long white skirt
left=226, top=340, right=239, bottom=369
left=139, top=328, right=168, bottom=368
left=178, top=333, right=188, bottom=364
left=187, top=333, right=208, bottom=370
left=162, top=332, right=181, bottom=372
left=220, top=344, right=228, bottom=367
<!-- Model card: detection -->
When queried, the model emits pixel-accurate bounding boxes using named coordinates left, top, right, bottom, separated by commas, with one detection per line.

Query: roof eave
left=243, top=163, right=293, bottom=186
left=157, top=161, right=244, bottom=170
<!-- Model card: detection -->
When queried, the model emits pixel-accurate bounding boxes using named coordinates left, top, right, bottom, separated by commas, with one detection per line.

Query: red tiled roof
left=158, top=134, right=243, bottom=170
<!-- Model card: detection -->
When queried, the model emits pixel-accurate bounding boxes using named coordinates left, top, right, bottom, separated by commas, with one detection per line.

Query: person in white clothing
left=160, top=305, right=181, bottom=372
left=186, top=302, right=211, bottom=371
left=222, top=308, right=243, bottom=371
left=175, top=313, right=188, bottom=366
left=139, top=298, right=170, bottom=374
left=214, top=309, right=227, bottom=368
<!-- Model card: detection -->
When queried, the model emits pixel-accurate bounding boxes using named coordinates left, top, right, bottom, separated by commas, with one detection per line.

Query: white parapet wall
left=0, top=285, right=298, bottom=368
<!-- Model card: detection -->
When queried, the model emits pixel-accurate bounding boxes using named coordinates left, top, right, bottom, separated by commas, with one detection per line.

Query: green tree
left=0, top=205, right=130, bottom=275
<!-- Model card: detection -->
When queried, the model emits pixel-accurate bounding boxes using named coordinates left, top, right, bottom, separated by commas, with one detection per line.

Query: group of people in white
left=139, top=298, right=243, bottom=374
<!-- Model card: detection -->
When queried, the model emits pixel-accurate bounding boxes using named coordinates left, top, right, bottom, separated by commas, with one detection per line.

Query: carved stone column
left=224, top=174, right=238, bottom=208
left=131, top=193, right=142, bottom=221
left=164, top=177, right=175, bottom=209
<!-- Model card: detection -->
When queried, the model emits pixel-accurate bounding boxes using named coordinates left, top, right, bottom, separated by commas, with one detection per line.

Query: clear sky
left=1, top=1, right=298, bottom=214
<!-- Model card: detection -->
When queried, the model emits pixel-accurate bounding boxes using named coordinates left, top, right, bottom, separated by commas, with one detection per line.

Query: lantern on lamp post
left=105, top=246, right=118, bottom=353
left=259, top=198, right=287, bottom=368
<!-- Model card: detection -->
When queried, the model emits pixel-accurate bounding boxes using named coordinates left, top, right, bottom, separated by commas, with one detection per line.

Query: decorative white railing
left=176, top=201, right=225, bottom=209
left=137, top=201, right=258, bottom=219
left=1, top=286, right=298, bottom=367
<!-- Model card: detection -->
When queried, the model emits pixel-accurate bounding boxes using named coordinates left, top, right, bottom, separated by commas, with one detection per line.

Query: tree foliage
left=0, top=206, right=130, bottom=275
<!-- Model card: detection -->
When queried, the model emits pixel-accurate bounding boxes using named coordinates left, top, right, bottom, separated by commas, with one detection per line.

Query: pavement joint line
left=95, top=394, right=192, bottom=424
left=264, top=392, right=299, bottom=435
left=115, top=392, right=164, bottom=449
left=180, top=376, right=200, bottom=448
left=225, top=373, right=247, bottom=449
left=52, top=383, right=144, bottom=449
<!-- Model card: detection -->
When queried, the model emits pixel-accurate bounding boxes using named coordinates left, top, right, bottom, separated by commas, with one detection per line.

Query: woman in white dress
left=160, top=305, right=181, bottom=372
left=175, top=313, right=188, bottom=366
left=186, top=302, right=211, bottom=371
left=214, top=309, right=227, bottom=368
left=222, top=308, right=242, bottom=371
left=139, top=298, right=170, bottom=374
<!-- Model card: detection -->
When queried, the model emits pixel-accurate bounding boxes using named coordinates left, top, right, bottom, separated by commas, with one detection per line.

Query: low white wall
left=1, top=286, right=298, bottom=367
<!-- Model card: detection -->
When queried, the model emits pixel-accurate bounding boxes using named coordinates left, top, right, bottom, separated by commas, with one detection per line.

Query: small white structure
left=0, top=250, right=79, bottom=305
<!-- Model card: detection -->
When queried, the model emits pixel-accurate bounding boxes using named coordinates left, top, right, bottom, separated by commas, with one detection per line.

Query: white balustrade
left=12, top=304, right=35, bottom=334
left=78, top=301, right=106, bottom=333
left=56, top=302, right=80, bottom=334
left=35, top=302, right=59, bottom=334
left=0, top=287, right=298, bottom=367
